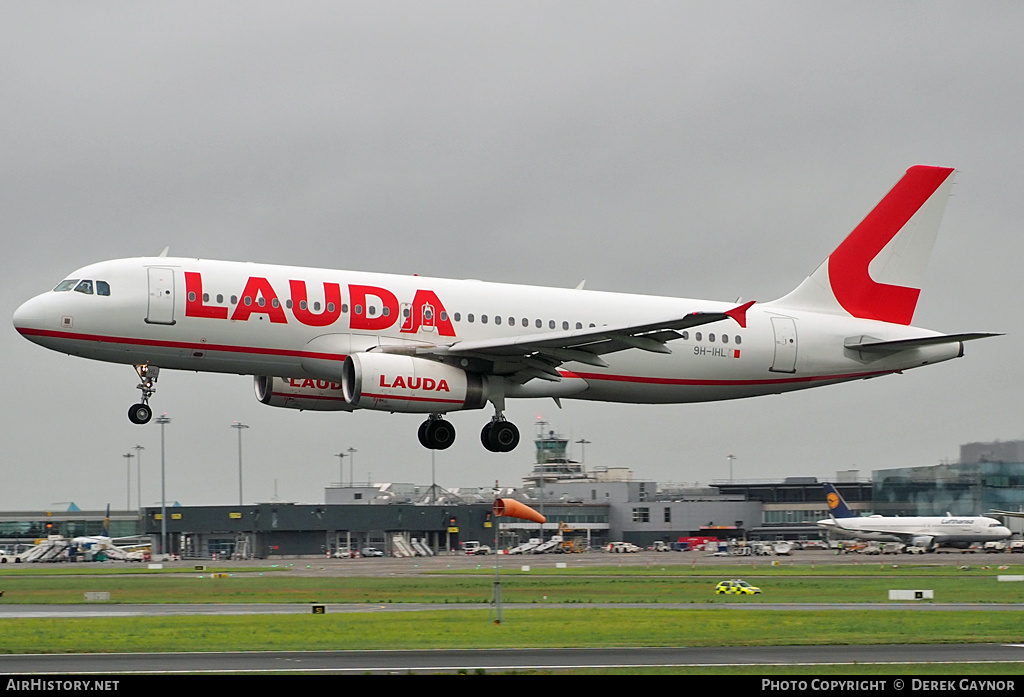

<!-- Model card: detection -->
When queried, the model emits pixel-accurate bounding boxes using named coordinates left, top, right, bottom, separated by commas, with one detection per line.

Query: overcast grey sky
left=2, top=2, right=1021, bottom=511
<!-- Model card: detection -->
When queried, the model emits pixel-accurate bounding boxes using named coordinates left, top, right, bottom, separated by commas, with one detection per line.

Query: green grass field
left=2, top=562, right=1023, bottom=604
left=1, top=608, right=1024, bottom=654
left=2, top=561, right=1024, bottom=672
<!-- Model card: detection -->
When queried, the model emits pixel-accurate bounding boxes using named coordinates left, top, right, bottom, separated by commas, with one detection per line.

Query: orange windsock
left=493, top=498, right=546, bottom=524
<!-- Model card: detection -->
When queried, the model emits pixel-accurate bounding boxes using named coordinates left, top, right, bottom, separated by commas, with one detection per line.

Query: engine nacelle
left=910, top=535, right=935, bottom=551
left=254, top=376, right=354, bottom=411
left=342, top=353, right=488, bottom=413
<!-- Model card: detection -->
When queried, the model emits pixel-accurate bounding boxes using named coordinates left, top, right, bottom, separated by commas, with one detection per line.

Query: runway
left=1, top=644, right=1023, bottom=675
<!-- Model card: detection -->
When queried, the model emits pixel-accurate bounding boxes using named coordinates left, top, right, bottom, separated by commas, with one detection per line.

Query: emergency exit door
left=146, top=267, right=176, bottom=325
left=769, top=317, right=797, bottom=373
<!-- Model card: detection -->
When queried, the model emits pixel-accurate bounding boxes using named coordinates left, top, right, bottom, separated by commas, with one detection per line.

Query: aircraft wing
left=824, top=515, right=909, bottom=544
left=416, top=301, right=754, bottom=382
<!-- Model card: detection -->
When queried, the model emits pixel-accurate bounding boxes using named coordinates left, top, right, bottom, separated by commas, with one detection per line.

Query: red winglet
left=724, top=300, right=755, bottom=329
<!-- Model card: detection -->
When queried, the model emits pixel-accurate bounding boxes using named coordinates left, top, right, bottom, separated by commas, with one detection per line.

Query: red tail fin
left=772, top=166, right=955, bottom=325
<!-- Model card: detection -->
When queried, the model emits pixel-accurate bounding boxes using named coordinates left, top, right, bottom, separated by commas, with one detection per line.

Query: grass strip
left=1, top=608, right=1023, bottom=653
left=2, top=572, right=1023, bottom=604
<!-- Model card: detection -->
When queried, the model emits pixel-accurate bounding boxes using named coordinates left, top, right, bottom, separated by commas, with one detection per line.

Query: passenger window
left=96, top=281, right=110, bottom=296
left=535, top=319, right=542, bottom=328
left=722, top=334, right=729, bottom=344
left=74, top=280, right=93, bottom=295
left=735, top=336, right=742, bottom=345
left=695, top=332, right=702, bottom=341
left=494, top=315, right=502, bottom=325
left=709, top=333, right=715, bottom=342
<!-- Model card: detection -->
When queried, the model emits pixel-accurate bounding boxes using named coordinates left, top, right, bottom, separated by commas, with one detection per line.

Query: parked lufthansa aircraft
left=13, top=166, right=996, bottom=452
left=818, top=483, right=1011, bottom=551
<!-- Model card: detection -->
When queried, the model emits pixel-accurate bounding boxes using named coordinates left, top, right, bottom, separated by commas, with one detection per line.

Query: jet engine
left=254, top=376, right=354, bottom=411
left=909, top=535, right=935, bottom=551
left=342, top=353, right=488, bottom=413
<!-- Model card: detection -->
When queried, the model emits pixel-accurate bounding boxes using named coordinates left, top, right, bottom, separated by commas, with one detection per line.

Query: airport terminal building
left=3, top=435, right=1022, bottom=559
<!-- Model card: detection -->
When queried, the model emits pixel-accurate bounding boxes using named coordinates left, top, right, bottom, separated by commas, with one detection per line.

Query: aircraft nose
left=13, top=294, right=48, bottom=335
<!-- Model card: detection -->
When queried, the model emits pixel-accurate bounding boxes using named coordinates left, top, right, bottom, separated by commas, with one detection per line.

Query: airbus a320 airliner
left=13, top=166, right=996, bottom=452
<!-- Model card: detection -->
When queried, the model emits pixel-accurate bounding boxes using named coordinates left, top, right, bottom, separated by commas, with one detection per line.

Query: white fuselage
left=13, top=256, right=963, bottom=407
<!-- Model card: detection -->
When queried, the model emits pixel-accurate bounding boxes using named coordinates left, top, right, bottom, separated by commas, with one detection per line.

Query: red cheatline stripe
left=273, top=393, right=347, bottom=402
left=17, top=328, right=348, bottom=362
left=361, top=392, right=466, bottom=405
left=567, top=369, right=896, bottom=386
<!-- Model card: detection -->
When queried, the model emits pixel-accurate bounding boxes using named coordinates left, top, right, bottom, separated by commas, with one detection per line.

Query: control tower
left=522, top=421, right=592, bottom=487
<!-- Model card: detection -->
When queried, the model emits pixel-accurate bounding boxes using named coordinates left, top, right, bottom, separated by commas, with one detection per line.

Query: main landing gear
left=481, top=417, right=520, bottom=453
left=416, top=413, right=520, bottom=453
left=128, top=364, right=159, bottom=425
left=417, top=415, right=457, bottom=450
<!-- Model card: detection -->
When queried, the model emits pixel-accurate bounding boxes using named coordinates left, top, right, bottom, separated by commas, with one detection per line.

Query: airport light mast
left=123, top=451, right=134, bottom=510
left=347, top=447, right=357, bottom=486
left=156, top=413, right=171, bottom=556
left=232, top=422, right=249, bottom=505
left=334, top=451, right=348, bottom=486
left=133, top=445, right=144, bottom=517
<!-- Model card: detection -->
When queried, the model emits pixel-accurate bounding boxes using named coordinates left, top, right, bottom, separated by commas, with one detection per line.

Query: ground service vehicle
left=715, top=579, right=762, bottom=595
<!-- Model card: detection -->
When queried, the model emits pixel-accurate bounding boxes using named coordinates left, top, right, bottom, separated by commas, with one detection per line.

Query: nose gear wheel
left=128, top=364, right=159, bottom=425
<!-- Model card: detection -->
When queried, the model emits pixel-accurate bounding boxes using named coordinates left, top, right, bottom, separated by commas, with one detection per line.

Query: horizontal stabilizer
left=844, top=332, right=1001, bottom=354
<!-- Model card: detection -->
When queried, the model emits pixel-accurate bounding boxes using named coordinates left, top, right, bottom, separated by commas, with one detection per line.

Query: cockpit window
left=52, top=278, right=110, bottom=296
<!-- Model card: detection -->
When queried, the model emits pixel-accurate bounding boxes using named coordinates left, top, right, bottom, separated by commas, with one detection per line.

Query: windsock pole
left=491, top=498, right=547, bottom=624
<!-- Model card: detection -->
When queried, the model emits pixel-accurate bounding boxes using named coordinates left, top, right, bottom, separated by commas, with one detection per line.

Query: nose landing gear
left=128, top=364, right=159, bottom=425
